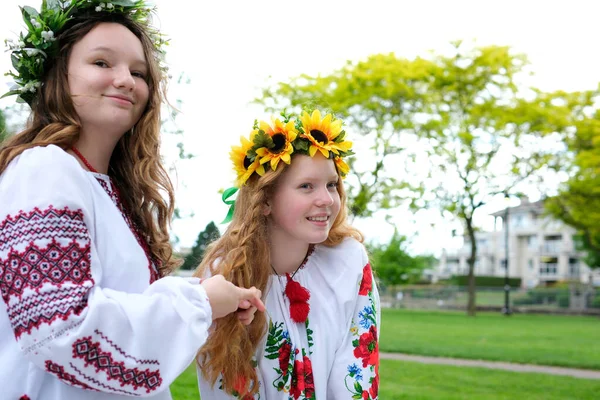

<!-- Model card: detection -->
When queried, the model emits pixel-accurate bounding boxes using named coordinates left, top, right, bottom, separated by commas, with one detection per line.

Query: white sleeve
left=0, top=146, right=212, bottom=397
left=327, top=245, right=380, bottom=400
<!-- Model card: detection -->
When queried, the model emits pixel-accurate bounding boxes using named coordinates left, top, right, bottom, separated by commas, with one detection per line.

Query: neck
left=71, top=128, right=122, bottom=174
left=269, top=235, right=310, bottom=275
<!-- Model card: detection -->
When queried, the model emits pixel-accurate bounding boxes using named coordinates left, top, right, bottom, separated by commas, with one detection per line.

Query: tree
left=368, top=231, right=434, bottom=287
left=545, top=96, right=600, bottom=270
left=180, top=221, right=221, bottom=270
left=257, top=42, right=575, bottom=315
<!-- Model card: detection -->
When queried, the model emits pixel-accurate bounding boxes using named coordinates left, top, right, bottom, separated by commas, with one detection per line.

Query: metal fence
left=379, top=285, right=600, bottom=315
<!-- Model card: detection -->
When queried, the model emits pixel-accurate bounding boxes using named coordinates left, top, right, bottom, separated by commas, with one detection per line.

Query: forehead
left=284, top=154, right=338, bottom=180
left=72, top=22, right=146, bottom=62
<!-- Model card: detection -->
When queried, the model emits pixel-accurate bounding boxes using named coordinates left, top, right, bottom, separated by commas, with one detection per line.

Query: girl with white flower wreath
left=196, top=110, right=381, bottom=399
left=0, top=1, right=264, bottom=399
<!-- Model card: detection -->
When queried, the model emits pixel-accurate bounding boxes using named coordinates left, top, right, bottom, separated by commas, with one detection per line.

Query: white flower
left=95, top=6, right=102, bottom=11
left=18, top=40, right=25, bottom=48
left=30, top=18, right=42, bottom=29
left=106, top=3, right=114, bottom=9
left=100, top=2, right=106, bottom=7
left=41, top=31, right=55, bottom=42
left=24, top=48, right=47, bottom=58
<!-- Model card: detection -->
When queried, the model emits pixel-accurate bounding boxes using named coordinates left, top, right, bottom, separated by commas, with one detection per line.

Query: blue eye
left=327, top=181, right=339, bottom=189
left=299, top=183, right=312, bottom=189
left=94, top=60, right=108, bottom=68
left=131, top=71, right=146, bottom=79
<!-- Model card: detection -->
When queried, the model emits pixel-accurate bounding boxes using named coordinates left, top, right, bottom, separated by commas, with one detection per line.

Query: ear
left=263, top=201, right=271, bottom=216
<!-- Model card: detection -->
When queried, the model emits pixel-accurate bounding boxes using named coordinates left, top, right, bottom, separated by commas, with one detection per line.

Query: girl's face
left=67, top=22, right=149, bottom=137
left=266, top=153, right=341, bottom=246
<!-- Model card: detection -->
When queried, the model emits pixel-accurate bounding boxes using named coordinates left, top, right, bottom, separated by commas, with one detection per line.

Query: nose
left=315, top=186, right=334, bottom=207
left=113, top=66, right=135, bottom=91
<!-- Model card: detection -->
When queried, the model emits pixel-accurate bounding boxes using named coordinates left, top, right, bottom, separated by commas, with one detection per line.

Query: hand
left=237, top=300, right=258, bottom=325
left=201, top=275, right=265, bottom=320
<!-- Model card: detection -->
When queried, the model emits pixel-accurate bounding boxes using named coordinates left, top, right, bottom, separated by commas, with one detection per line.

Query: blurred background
left=2, top=1, right=599, bottom=398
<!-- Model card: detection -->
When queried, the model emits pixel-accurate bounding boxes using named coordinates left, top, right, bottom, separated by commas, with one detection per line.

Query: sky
left=2, top=0, right=600, bottom=255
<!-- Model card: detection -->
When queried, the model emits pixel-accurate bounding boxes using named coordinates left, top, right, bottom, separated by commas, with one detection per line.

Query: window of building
left=569, top=258, right=579, bottom=277
left=527, top=235, right=538, bottom=249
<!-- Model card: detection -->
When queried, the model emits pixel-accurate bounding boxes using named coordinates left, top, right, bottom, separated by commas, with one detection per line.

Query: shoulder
left=312, top=237, right=369, bottom=284
left=317, top=237, right=368, bottom=268
left=0, top=145, right=92, bottom=214
left=1, top=144, right=85, bottom=183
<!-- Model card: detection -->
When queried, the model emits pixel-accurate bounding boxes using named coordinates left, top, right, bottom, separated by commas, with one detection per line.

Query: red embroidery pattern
left=9, top=286, right=89, bottom=338
left=95, top=329, right=160, bottom=365
left=69, top=363, right=139, bottom=396
left=358, top=263, right=373, bottom=296
left=73, top=336, right=163, bottom=393
left=19, top=396, right=31, bottom=400
left=0, top=207, right=94, bottom=338
left=1, top=238, right=92, bottom=301
left=45, top=360, right=98, bottom=391
left=0, top=206, right=88, bottom=253
left=95, top=177, right=160, bottom=283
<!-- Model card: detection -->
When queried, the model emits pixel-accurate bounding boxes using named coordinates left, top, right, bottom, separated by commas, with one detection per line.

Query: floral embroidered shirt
left=0, top=145, right=213, bottom=399
left=198, top=237, right=381, bottom=399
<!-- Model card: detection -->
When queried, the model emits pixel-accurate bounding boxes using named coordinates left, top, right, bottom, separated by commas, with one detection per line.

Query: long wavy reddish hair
left=0, top=12, right=179, bottom=275
left=195, top=155, right=362, bottom=395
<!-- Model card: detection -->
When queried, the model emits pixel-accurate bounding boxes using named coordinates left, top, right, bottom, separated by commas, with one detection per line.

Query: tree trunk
left=466, top=217, right=477, bottom=316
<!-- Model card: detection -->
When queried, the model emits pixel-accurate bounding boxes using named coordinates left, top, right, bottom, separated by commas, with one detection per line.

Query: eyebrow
left=298, top=175, right=339, bottom=181
left=89, top=46, right=147, bottom=67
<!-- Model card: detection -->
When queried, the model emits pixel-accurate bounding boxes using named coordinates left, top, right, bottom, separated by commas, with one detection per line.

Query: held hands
left=201, top=275, right=265, bottom=325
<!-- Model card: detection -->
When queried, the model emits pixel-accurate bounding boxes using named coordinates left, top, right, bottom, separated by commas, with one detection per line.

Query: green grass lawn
left=171, top=360, right=600, bottom=400
left=380, top=309, right=600, bottom=370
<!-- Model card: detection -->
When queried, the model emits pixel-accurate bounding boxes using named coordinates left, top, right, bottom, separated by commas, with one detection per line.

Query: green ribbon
left=221, top=186, right=239, bottom=224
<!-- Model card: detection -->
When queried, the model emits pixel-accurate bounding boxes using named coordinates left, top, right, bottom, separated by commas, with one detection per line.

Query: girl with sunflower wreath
left=196, top=110, right=381, bottom=399
left=0, top=1, right=264, bottom=399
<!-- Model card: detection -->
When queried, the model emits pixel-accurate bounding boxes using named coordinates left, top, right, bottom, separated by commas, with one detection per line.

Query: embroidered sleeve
left=328, top=250, right=380, bottom=400
left=0, top=146, right=212, bottom=396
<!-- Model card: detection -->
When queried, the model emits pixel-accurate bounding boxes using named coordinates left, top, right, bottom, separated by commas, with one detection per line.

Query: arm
left=0, top=147, right=212, bottom=396
left=328, top=257, right=380, bottom=400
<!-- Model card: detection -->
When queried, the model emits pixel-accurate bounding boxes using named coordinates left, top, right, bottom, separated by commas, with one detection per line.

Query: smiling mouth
left=307, top=216, right=329, bottom=222
left=106, top=95, right=133, bottom=104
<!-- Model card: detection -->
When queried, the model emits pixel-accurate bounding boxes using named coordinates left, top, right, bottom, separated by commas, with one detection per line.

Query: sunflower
left=300, top=110, right=353, bottom=158
left=254, top=118, right=298, bottom=171
left=334, top=156, right=350, bottom=178
left=230, top=131, right=265, bottom=186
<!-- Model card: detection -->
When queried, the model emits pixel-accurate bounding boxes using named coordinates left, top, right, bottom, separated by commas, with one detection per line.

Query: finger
left=238, top=287, right=266, bottom=312
left=237, top=306, right=257, bottom=320
left=238, top=299, right=252, bottom=309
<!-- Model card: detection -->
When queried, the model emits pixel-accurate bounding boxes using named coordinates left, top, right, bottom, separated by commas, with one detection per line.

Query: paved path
left=380, top=353, right=600, bottom=380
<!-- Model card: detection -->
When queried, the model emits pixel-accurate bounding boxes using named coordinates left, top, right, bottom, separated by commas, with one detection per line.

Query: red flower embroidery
left=362, top=390, right=370, bottom=399
left=358, top=263, right=373, bottom=296
left=233, top=374, right=248, bottom=397
left=278, top=342, right=292, bottom=375
left=303, top=355, right=315, bottom=399
left=353, top=325, right=379, bottom=368
left=369, top=373, right=379, bottom=398
left=289, top=358, right=305, bottom=399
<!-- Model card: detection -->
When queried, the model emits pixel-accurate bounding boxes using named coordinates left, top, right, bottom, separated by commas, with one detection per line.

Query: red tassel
left=285, top=274, right=310, bottom=323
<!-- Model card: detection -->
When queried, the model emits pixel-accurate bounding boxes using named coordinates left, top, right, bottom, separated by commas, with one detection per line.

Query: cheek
left=136, top=82, right=150, bottom=106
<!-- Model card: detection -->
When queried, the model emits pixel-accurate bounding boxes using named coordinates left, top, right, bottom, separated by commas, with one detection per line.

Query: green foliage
left=450, top=275, right=522, bottom=288
left=544, top=103, right=600, bottom=269
left=0, top=109, right=7, bottom=145
left=257, top=41, right=589, bottom=314
left=180, top=221, right=220, bottom=270
left=368, top=231, right=435, bottom=286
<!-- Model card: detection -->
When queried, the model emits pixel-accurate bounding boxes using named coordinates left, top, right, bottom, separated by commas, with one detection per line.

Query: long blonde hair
left=196, top=156, right=363, bottom=395
left=0, top=12, right=178, bottom=276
